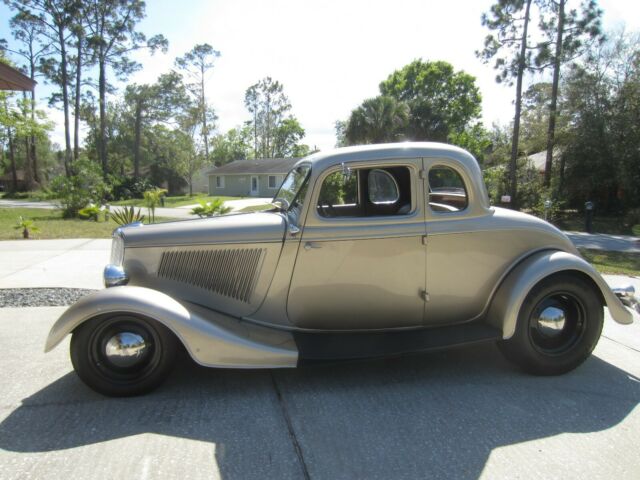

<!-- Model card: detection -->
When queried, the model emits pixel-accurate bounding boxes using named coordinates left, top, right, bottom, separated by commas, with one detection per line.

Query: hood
left=120, top=212, right=287, bottom=248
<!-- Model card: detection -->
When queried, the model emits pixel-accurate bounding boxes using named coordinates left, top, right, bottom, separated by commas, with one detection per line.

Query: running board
left=294, top=322, right=501, bottom=365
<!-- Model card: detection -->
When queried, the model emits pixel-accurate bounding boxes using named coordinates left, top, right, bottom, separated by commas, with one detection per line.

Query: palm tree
left=345, top=96, right=409, bottom=145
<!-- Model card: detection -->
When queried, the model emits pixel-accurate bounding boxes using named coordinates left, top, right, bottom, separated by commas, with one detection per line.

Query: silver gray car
left=46, top=143, right=636, bottom=396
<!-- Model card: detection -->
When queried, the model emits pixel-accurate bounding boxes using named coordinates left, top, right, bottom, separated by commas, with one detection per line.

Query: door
left=287, top=162, right=426, bottom=330
left=250, top=176, right=259, bottom=196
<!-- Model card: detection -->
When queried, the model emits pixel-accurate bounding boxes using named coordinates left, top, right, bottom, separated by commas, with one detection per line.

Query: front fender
left=487, top=250, right=633, bottom=339
left=45, top=286, right=297, bottom=368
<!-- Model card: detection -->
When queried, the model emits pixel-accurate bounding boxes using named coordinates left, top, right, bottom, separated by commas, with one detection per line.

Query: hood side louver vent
left=157, top=248, right=265, bottom=303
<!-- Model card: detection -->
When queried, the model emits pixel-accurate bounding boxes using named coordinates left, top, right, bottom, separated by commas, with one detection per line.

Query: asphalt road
left=0, top=306, right=639, bottom=480
left=0, top=197, right=272, bottom=219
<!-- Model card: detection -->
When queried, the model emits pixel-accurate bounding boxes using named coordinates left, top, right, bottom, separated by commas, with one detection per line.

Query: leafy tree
left=82, top=0, right=168, bottom=176
left=448, top=123, right=492, bottom=165
left=124, top=72, right=189, bottom=178
left=243, top=77, right=305, bottom=158
left=611, top=37, right=640, bottom=209
left=176, top=100, right=208, bottom=195
left=175, top=43, right=220, bottom=162
left=520, top=82, right=553, bottom=153
left=334, top=120, right=347, bottom=147
left=379, top=60, right=481, bottom=141
left=7, top=11, right=53, bottom=186
left=560, top=31, right=640, bottom=211
left=536, top=0, right=603, bottom=187
left=477, top=0, right=535, bottom=207
left=5, top=0, right=80, bottom=175
left=211, top=126, right=253, bottom=165
left=146, top=124, right=190, bottom=194
left=69, top=9, right=92, bottom=161
left=272, top=117, right=308, bottom=157
left=1, top=90, right=19, bottom=191
left=344, top=95, right=409, bottom=145
left=0, top=78, right=53, bottom=192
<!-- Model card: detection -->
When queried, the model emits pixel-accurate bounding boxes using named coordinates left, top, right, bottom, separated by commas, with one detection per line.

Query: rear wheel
left=71, top=314, right=177, bottom=396
left=498, top=273, right=603, bottom=375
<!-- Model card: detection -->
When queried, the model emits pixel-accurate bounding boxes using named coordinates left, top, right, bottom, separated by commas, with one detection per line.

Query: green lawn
left=0, top=208, right=176, bottom=240
left=578, top=248, right=640, bottom=276
left=111, top=194, right=244, bottom=208
left=554, top=213, right=636, bottom=236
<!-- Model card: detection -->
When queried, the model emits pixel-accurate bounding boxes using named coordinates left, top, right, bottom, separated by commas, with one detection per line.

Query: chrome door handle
left=304, top=242, right=321, bottom=250
left=289, top=225, right=300, bottom=236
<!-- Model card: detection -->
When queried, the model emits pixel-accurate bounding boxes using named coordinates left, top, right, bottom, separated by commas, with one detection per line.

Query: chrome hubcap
left=104, top=332, right=149, bottom=368
left=536, top=306, right=566, bottom=338
left=529, top=293, right=585, bottom=355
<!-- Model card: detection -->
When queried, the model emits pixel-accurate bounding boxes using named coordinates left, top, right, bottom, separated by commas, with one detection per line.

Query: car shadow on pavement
left=1, top=343, right=639, bottom=479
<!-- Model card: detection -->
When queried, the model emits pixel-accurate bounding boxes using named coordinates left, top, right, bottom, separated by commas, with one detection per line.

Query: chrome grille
left=157, top=248, right=265, bottom=303
left=110, top=234, right=124, bottom=265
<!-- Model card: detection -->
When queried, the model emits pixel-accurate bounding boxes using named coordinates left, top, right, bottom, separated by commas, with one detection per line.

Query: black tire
left=498, top=273, right=603, bottom=375
left=70, top=314, right=178, bottom=396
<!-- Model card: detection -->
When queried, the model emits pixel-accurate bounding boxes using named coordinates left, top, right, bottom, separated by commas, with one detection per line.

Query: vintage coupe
left=46, top=143, right=637, bottom=396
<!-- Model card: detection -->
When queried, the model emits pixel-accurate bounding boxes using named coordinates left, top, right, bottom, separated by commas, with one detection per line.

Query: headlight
left=104, top=264, right=128, bottom=288
left=110, top=230, right=125, bottom=266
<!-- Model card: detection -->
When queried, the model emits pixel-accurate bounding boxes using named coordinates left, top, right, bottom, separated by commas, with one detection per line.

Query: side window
left=368, top=169, right=399, bottom=204
left=317, top=166, right=412, bottom=218
left=428, top=166, right=468, bottom=213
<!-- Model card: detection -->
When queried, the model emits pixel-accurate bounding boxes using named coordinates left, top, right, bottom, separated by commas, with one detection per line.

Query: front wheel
left=70, top=314, right=178, bottom=396
left=498, top=273, right=604, bottom=375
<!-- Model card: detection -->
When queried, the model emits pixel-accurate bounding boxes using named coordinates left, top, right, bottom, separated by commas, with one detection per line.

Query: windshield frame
left=273, top=163, right=311, bottom=211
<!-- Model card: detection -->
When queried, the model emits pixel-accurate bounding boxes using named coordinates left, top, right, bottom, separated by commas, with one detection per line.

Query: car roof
left=294, top=142, right=490, bottom=212
left=294, top=142, right=478, bottom=172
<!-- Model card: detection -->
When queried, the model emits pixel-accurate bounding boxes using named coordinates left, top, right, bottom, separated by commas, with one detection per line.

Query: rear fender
left=487, top=250, right=633, bottom=339
left=45, top=286, right=297, bottom=368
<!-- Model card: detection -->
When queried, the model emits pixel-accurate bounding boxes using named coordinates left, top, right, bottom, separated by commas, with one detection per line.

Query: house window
left=268, top=175, right=278, bottom=189
left=216, top=176, right=225, bottom=189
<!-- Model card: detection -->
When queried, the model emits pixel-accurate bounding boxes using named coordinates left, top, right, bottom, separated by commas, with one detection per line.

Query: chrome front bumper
left=613, top=285, right=640, bottom=314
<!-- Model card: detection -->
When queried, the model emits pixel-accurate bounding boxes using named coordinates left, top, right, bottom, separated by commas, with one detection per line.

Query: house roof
left=0, top=169, right=25, bottom=182
left=0, top=62, right=36, bottom=91
left=524, top=149, right=563, bottom=172
left=208, top=157, right=298, bottom=176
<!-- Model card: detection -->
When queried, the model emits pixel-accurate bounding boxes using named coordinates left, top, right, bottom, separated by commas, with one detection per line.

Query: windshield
left=273, top=164, right=311, bottom=210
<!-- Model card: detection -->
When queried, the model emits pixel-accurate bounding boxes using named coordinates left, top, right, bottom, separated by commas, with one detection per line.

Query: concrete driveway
left=1, top=239, right=639, bottom=479
left=0, top=239, right=109, bottom=290
left=0, top=307, right=638, bottom=479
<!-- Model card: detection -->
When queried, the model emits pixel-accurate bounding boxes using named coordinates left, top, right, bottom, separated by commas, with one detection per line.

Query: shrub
left=111, top=176, right=156, bottom=200
left=111, top=206, right=146, bottom=226
left=143, top=188, right=167, bottom=223
left=14, top=216, right=40, bottom=239
left=50, top=158, right=110, bottom=218
left=191, top=198, right=231, bottom=218
left=78, top=204, right=102, bottom=221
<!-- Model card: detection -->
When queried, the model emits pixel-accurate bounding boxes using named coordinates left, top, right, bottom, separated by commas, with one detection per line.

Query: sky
left=1, top=0, right=639, bottom=152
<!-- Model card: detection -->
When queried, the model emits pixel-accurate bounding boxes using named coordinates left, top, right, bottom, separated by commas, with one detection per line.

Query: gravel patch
left=0, top=288, right=97, bottom=308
